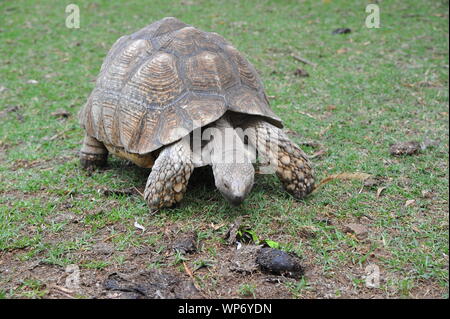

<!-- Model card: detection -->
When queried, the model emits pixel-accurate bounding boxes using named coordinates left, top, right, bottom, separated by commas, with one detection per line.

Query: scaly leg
left=144, top=138, right=194, bottom=209
left=243, top=119, right=315, bottom=199
left=80, top=134, right=109, bottom=169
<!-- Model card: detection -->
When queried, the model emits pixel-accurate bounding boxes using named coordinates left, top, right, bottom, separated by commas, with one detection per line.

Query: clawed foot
left=144, top=139, right=193, bottom=210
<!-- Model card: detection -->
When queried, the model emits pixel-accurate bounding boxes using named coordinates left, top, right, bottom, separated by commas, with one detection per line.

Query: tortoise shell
left=79, top=17, right=282, bottom=155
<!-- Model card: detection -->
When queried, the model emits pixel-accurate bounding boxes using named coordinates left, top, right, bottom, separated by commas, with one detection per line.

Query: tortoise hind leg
left=144, top=138, right=194, bottom=210
left=80, top=134, right=109, bottom=169
left=243, top=119, right=315, bottom=199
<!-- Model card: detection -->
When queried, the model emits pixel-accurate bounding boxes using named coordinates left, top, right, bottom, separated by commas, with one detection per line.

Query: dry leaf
left=296, top=110, right=318, bottom=120
left=134, top=220, right=146, bottom=232
left=210, top=223, right=226, bottom=230
left=336, top=48, right=348, bottom=54
left=312, top=172, right=372, bottom=192
left=376, top=187, right=386, bottom=198
left=310, top=149, right=327, bottom=159
left=404, top=199, right=415, bottom=207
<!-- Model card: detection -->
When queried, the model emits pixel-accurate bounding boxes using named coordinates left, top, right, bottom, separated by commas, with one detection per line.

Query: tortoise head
left=212, top=161, right=255, bottom=206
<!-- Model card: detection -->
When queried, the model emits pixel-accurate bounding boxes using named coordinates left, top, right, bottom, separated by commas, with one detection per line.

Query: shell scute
left=80, top=17, right=282, bottom=156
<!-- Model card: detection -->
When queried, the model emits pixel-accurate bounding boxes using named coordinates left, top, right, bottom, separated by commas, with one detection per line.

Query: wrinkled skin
left=208, top=116, right=255, bottom=206
left=212, top=162, right=255, bottom=206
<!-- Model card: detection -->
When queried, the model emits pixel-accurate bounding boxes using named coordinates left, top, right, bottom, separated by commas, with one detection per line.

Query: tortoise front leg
left=244, top=119, right=315, bottom=199
left=80, top=134, right=109, bottom=169
left=144, top=138, right=194, bottom=210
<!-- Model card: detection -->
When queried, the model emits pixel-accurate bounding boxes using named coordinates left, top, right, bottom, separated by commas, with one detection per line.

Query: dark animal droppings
left=332, top=28, right=352, bottom=34
left=256, top=248, right=304, bottom=279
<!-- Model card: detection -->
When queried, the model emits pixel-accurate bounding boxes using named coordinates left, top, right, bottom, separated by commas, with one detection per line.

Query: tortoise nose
left=229, top=194, right=245, bottom=206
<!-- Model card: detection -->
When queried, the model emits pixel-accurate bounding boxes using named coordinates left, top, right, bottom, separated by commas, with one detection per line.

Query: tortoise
left=79, top=17, right=314, bottom=209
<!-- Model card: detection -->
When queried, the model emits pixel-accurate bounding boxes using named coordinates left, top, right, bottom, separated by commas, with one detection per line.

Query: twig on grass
left=291, top=54, right=318, bottom=67
left=312, top=172, right=373, bottom=193
left=183, top=261, right=207, bottom=298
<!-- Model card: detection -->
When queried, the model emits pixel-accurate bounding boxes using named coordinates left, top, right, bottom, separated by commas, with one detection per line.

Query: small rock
left=256, top=248, right=304, bottom=278
left=389, top=141, right=420, bottom=156
left=26, top=79, right=39, bottom=84
left=344, top=223, right=368, bottom=240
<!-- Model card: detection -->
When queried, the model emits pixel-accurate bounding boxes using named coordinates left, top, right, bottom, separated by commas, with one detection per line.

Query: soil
left=0, top=213, right=446, bottom=299
left=0, top=160, right=446, bottom=299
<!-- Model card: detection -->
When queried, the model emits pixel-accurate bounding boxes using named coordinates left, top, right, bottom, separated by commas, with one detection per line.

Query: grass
left=239, top=283, right=257, bottom=298
left=0, top=0, right=448, bottom=298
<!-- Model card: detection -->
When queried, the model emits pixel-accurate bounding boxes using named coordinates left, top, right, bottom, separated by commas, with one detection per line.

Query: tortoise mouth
left=224, top=193, right=246, bottom=206
left=217, top=180, right=254, bottom=207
